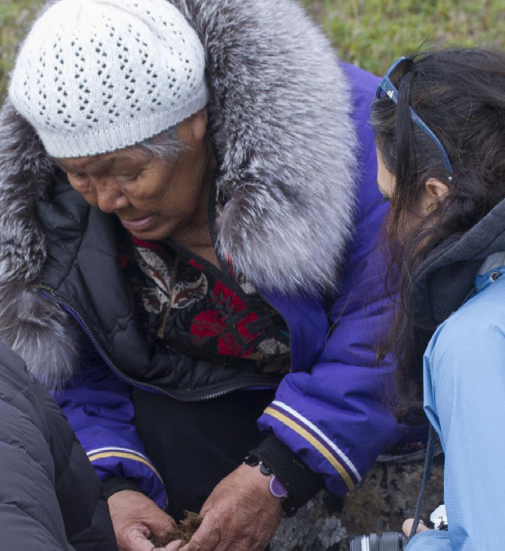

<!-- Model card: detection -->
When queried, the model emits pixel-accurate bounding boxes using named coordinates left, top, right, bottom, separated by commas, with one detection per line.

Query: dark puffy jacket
left=0, top=341, right=117, bottom=551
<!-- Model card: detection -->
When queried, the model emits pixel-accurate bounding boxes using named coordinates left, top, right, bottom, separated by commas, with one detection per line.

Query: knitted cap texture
left=9, top=0, right=208, bottom=158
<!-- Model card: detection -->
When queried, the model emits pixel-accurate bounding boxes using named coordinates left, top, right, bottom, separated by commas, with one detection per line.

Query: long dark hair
left=372, top=49, right=505, bottom=421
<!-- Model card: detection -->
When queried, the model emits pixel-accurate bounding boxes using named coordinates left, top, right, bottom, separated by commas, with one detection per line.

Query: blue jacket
left=407, top=263, right=505, bottom=551
left=48, top=63, right=410, bottom=508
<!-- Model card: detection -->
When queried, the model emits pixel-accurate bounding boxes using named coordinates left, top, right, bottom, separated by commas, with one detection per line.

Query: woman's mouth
left=118, top=214, right=157, bottom=232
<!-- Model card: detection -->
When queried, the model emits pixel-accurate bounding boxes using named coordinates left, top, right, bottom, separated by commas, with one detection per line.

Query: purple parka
left=51, top=64, right=409, bottom=508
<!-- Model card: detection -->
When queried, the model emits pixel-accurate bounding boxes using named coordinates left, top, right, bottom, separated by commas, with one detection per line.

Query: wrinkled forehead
left=56, top=151, right=148, bottom=175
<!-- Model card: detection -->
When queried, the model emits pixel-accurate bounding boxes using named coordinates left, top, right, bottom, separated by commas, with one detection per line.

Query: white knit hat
left=9, top=0, right=208, bottom=158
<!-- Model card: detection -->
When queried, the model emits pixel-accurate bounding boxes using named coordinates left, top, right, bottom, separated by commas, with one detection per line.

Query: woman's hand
left=108, top=490, right=179, bottom=551
left=402, top=519, right=431, bottom=537
left=180, top=463, right=285, bottom=551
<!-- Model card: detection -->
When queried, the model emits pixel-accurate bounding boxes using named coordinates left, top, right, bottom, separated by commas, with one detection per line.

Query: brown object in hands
left=151, top=512, right=203, bottom=547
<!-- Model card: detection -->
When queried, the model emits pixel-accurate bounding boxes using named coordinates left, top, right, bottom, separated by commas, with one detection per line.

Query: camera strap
left=408, top=425, right=437, bottom=541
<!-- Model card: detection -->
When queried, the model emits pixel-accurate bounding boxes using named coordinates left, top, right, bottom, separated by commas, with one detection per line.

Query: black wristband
left=102, top=476, right=141, bottom=500
left=249, top=434, right=323, bottom=509
left=244, top=454, right=297, bottom=517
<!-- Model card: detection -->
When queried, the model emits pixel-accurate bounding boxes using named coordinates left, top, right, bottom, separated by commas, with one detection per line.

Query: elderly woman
left=1, top=0, right=411, bottom=549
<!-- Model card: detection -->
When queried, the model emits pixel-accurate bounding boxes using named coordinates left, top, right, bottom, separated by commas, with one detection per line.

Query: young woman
left=373, top=50, right=505, bottom=550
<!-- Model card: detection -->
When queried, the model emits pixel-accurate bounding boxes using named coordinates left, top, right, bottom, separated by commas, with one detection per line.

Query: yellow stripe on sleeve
left=264, top=407, right=355, bottom=491
left=88, top=451, right=164, bottom=483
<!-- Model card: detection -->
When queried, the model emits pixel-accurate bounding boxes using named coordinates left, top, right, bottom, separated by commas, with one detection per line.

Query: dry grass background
left=1, top=0, right=505, bottom=101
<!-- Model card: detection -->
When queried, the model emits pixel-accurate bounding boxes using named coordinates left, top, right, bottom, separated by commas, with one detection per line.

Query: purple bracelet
left=269, top=475, right=288, bottom=499
left=244, top=454, right=298, bottom=516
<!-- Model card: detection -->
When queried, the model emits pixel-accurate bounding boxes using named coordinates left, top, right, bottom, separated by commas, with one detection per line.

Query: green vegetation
left=304, top=0, right=505, bottom=75
left=0, top=0, right=42, bottom=100
left=1, top=0, right=505, bottom=101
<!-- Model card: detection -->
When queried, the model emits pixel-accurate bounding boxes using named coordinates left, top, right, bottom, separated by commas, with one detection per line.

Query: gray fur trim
left=173, top=0, right=358, bottom=294
left=0, top=103, right=82, bottom=386
left=0, top=283, right=81, bottom=388
left=0, top=103, right=51, bottom=283
left=0, top=0, right=357, bottom=383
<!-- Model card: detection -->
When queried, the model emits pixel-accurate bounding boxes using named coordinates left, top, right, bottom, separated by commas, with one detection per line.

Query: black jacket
left=0, top=341, right=117, bottom=551
left=412, top=199, right=505, bottom=328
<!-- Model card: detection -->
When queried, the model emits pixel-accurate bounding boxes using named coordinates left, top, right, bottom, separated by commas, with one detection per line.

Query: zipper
left=37, top=285, right=279, bottom=402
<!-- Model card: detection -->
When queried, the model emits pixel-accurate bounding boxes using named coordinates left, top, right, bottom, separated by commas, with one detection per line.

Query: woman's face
left=376, top=145, right=449, bottom=224
left=56, top=111, right=211, bottom=241
left=376, top=147, right=396, bottom=203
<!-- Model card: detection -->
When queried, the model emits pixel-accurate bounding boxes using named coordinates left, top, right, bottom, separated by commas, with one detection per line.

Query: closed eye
left=116, top=172, right=143, bottom=184
left=69, top=172, right=88, bottom=180
left=67, top=172, right=91, bottom=192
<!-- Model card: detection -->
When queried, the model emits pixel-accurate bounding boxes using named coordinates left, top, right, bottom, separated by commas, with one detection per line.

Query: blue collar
left=474, top=265, right=505, bottom=294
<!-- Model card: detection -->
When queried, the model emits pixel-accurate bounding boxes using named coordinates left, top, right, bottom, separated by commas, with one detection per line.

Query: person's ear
left=423, top=177, right=449, bottom=213
left=177, top=109, right=208, bottom=145
left=425, top=178, right=449, bottom=201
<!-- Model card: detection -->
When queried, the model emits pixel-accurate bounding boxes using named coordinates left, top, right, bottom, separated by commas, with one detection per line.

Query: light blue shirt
left=407, top=266, right=505, bottom=551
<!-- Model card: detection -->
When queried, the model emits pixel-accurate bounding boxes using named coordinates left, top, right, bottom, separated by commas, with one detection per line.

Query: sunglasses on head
left=376, top=56, right=454, bottom=176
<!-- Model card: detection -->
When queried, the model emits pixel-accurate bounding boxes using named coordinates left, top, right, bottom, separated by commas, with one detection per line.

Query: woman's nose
left=94, top=181, right=129, bottom=213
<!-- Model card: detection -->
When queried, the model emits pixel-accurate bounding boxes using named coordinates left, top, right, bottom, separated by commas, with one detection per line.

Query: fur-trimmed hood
left=0, top=0, right=358, bottom=385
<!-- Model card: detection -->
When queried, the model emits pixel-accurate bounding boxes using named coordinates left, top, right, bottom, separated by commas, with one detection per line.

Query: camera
left=347, top=504, right=447, bottom=550
left=347, top=532, right=407, bottom=551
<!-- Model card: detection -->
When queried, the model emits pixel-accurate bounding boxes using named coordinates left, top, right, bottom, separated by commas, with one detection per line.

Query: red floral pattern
left=117, top=232, right=290, bottom=372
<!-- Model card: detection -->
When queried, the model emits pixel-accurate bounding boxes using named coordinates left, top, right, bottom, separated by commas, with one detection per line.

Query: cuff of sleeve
left=250, top=434, right=323, bottom=507
left=102, top=476, right=141, bottom=500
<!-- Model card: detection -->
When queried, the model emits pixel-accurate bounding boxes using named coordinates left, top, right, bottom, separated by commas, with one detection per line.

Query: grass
left=303, top=0, right=505, bottom=75
left=1, top=0, right=505, bottom=100
left=0, top=0, right=42, bottom=100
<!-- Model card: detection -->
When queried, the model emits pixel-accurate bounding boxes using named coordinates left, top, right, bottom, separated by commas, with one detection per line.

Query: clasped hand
left=109, top=465, right=285, bottom=551
left=179, top=463, right=285, bottom=551
left=108, top=490, right=182, bottom=551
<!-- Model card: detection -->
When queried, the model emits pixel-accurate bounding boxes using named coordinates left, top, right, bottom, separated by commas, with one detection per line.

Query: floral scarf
left=117, top=232, right=291, bottom=374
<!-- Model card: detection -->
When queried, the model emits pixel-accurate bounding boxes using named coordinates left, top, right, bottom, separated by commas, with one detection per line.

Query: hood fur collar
left=0, top=0, right=358, bottom=385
